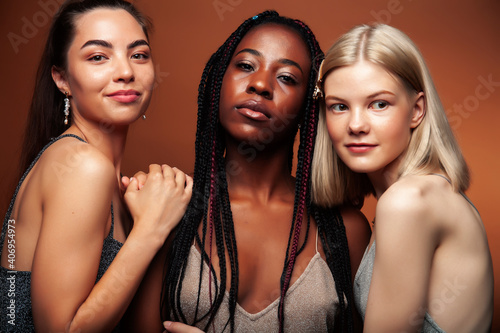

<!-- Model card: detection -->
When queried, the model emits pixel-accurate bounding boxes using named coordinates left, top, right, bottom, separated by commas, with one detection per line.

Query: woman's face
left=323, top=60, right=424, bottom=176
left=53, top=8, right=155, bottom=127
left=219, top=23, right=311, bottom=148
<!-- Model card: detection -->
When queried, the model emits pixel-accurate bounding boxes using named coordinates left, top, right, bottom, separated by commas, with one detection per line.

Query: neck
left=367, top=155, right=404, bottom=199
left=224, top=138, right=296, bottom=204
left=68, top=121, right=128, bottom=180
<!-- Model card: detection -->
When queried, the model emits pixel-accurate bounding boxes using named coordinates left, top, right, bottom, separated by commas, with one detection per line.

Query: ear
left=51, top=65, right=70, bottom=95
left=410, top=91, right=425, bottom=129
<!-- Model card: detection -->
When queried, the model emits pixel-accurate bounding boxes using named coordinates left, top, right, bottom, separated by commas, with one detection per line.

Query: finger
left=163, top=321, right=175, bottom=332
left=161, top=164, right=175, bottom=179
left=148, top=164, right=163, bottom=176
left=163, top=321, right=203, bottom=333
left=172, top=168, right=187, bottom=188
left=132, top=171, right=147, bottom=189
left=125, top=177, right=139, bottom=193
left=121, top=176, right=131, bottom=188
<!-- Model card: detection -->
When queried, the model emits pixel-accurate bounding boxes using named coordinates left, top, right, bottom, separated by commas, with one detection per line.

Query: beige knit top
left=177, top=241, right=340, bottom=332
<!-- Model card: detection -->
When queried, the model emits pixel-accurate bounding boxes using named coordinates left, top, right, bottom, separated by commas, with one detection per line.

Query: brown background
left=1, top=0, right=499, bottom=329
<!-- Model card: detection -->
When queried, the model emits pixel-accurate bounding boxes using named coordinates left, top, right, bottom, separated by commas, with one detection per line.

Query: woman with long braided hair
left=128, top=11, right=370, bottom=333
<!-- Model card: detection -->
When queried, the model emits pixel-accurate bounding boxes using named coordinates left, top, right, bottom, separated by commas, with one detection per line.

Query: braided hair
left=161, top=10, right=354, bottom=332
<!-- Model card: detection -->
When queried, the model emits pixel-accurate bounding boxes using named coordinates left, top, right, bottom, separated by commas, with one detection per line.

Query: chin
left=342, top=162, right=375, bottom=174
left=349, top=167, right=372, bottom=174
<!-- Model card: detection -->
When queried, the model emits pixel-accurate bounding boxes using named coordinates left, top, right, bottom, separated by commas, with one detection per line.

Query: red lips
left=107, top=90, right=140, bottom=103
left=345, top=143, right=377, bottom=153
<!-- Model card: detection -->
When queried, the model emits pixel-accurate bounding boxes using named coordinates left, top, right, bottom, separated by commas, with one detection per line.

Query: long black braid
left=161, top=10, right=354, bottom=332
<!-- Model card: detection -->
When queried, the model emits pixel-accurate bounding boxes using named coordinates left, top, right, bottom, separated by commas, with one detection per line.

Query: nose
left=247, top=69, right=273, bottom=99
left=348, top=107, right=369, bottom=135
left=114, top=56, right=135, bottom=83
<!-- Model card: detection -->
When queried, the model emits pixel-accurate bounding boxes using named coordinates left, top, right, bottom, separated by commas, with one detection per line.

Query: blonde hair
left=311, top=24, right=469, bottom=207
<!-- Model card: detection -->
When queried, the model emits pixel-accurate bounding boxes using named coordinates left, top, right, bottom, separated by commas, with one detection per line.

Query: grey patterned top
left=0, top=135, right=123, bottom=332
left=354, top=242, right=446, bottom=332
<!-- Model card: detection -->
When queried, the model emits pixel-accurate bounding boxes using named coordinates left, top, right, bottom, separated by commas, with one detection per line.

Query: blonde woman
left=311, top=24, right=493, bottom=332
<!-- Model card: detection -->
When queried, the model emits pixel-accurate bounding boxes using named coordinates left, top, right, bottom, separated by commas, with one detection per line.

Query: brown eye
left=89, top=55, right=105, bottom=62
left=278, top=74, right=298, bottom=85
left=132, top=53, right=149, bottom=60
left=329, top=103, right=348, bottom=112
left=371, top=101, right=388, bottom=110
left=237, top=62, right=254, bottom=71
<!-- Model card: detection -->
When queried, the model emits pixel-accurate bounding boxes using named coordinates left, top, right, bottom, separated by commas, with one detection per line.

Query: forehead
left=235, top=24, right=311, bottom=63
left=325, top=60, right=405, bottom=93
left=72, top=8, right=146, bottom=42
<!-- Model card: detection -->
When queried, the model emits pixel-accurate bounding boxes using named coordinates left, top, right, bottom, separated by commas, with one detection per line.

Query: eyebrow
left=324, top=95, right=347, bottom=103
left=128, top=39, right=150, bottom=49
left=325, top=90, right=396, bottom=102
left=81, top=39, right=111, bottom=49
left=235, top=48, right=304, bottom=74
left=80, top=39, right=150, bottom=50
left=367, top=90, right=396, bottom=99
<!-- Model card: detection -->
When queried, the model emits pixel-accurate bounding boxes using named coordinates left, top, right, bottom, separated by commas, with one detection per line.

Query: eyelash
left=87, top=51, right=150, bottom=63
left=371, top=100, right=389, bottom=110
left=328, top=103, right=348, bottom=112
left=235, top=62, right=298, bottom=85
left=88, top=54, right=107, bottom=62
left=236, top=62, right=254, bottom=71
left=132, top=53, right=150, bottom=60
left=278, top=74, right=298, bottom=85
left=327, top=100, right=391, bottom=113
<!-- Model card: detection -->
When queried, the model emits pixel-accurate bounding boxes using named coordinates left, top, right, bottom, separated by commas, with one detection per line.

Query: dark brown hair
left=19, top=0, right=152, bottom=176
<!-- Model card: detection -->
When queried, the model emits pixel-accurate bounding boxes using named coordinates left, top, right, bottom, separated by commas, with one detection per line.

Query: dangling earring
left=63, top=92, right=70, bottom=125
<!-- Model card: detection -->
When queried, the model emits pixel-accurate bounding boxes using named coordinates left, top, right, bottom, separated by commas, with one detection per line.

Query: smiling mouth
left=345, top=144, right=377, bottom=153
left=108, top=90, right=140, bottom=103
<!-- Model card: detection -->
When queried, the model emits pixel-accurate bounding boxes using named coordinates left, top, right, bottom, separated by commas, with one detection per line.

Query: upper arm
left=31, top=147, right=115, bottom=329
left=340, top=206, right=371, bottom=282
left=364, top=184, right=438, bottom=332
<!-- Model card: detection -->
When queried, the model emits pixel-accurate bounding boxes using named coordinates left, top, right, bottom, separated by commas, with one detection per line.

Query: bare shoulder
left=38, top=137, right=115, bottom=186
left=375, top=175, right=451, bottom=242
left=35, top=138, right=116, bottom=216
left=378, top=175, right=447, bottom=221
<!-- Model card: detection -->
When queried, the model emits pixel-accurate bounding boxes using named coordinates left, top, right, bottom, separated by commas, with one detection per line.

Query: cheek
left=218, top=79, right=233, bottom=129
left=219, top=75, right=239, bottom=112
left=275, top=86, right=307, bottom=125
left=68, top=66, right=108, bottom=93
left=380, top=115, right=412, bottom=143
left=325, top=113, right=343, bottom=146
left=141, top=64, right=156, bottom=90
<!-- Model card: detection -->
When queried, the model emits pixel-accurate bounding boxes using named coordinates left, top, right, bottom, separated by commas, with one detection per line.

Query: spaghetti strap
left=315, top=227, right=319, bottom=254
left=0, top=134, right=87, bottom=253
left=429, top=173, right=451, bottom=184
left=429, top=173, right=480, bottom=216
left=107, top=202, right=115, bottom=239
